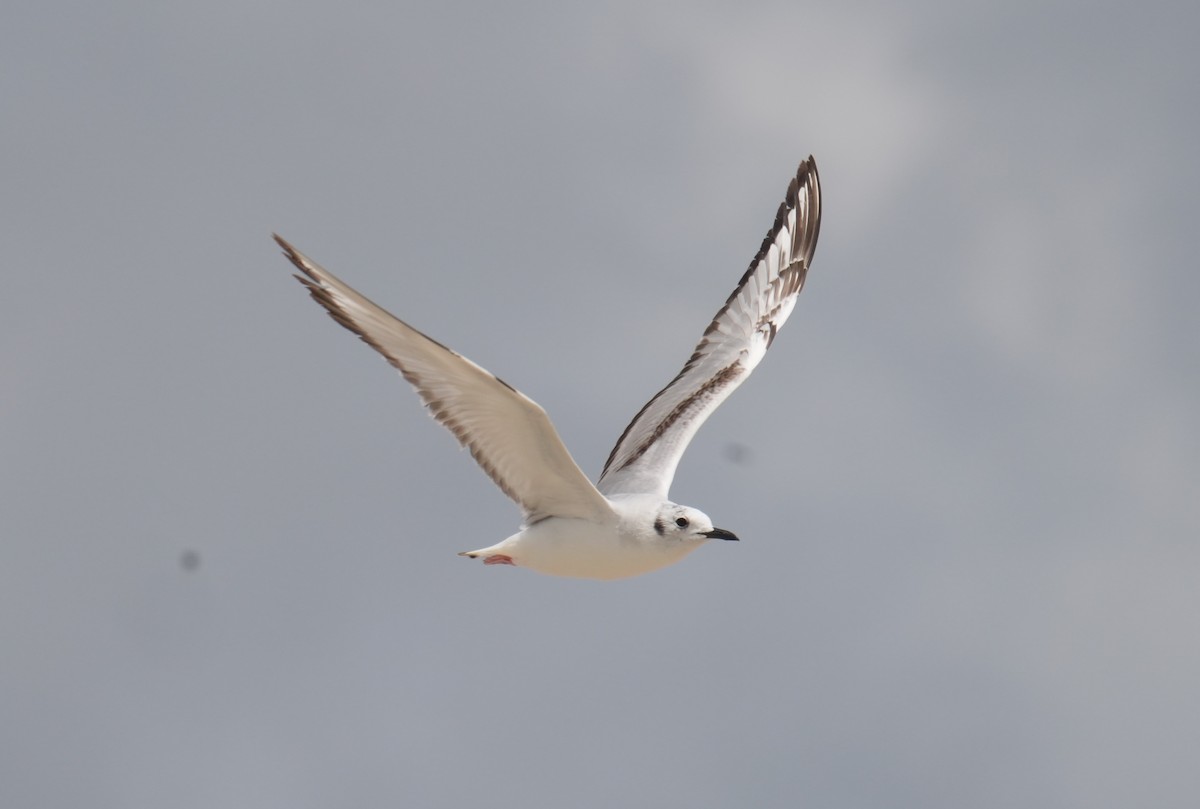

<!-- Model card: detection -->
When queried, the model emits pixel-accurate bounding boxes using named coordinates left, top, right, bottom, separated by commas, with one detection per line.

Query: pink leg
left=483, top=554, right=516, bottom=566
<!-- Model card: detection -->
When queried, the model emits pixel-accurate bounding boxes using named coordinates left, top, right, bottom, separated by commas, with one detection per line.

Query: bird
left=276, top=156, right=821, bottom=580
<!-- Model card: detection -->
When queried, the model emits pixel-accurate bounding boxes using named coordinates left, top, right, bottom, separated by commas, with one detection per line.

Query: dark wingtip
left=273, top=233, right=325, bottom=286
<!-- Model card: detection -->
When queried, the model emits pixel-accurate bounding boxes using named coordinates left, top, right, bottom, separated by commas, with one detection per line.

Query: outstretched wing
left=277, top=236, right=614, bottom=525
left=597, top=157, right=822, bottom=498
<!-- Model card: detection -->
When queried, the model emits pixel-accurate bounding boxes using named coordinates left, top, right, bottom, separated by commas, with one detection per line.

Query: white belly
left=499, top=517, right=700, bottom=580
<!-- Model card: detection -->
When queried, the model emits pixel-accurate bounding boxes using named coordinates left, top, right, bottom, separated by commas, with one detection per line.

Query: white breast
left=505, top=516, right=700, bottom=581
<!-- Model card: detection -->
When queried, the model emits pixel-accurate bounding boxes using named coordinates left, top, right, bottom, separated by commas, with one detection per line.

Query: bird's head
left=652, top=503, right=739, bottom=545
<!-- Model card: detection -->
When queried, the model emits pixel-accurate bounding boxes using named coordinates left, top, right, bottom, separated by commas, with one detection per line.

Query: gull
left=276, top=157, right=821, bottom=580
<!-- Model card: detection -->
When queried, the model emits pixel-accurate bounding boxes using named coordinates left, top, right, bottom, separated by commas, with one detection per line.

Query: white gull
left=276, top=157, right=821, bottom=580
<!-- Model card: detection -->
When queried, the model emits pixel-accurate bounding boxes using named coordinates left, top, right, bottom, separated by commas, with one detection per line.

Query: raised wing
left=276, top=235, right=614, bottom=525
left=597, top=157, right=822, bottom=498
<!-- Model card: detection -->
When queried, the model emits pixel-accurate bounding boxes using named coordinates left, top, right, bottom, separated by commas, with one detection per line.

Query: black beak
left=702, top=527, right=739, bottom=542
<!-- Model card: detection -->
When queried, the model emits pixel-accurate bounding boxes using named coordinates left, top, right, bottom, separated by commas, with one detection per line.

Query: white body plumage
left=460, top=495, right=725, bottom=580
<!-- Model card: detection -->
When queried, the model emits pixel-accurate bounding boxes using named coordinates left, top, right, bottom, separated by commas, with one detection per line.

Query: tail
left=457, top=540, right=507, bottom=560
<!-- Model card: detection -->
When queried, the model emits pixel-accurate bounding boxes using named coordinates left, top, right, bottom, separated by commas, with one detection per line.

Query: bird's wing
left=277, top=236, right=614, bottom=525
left=597, top=157, right=822, bottom=498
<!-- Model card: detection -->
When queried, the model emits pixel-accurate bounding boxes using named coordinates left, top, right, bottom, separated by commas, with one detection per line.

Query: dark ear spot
left=654, top=518, right=665, bottom=536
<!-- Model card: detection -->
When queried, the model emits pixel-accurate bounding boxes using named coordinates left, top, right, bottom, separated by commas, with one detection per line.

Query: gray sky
left=4, top=1, right=1199, bottom=807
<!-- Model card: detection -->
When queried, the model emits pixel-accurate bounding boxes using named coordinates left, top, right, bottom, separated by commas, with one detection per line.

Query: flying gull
left=276, top=157, right=821, bottom=580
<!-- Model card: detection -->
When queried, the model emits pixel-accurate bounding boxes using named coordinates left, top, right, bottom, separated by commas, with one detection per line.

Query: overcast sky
left=4, top=1, right=1199, bottom=807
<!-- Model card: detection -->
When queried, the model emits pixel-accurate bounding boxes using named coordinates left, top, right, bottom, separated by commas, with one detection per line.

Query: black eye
left=675, top=517, right=689, bottom=528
